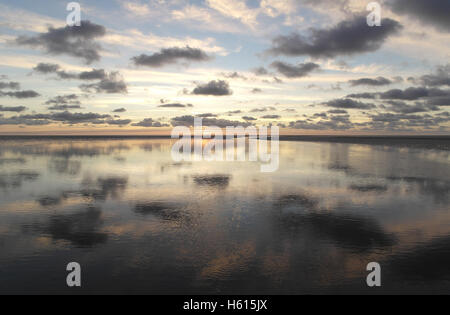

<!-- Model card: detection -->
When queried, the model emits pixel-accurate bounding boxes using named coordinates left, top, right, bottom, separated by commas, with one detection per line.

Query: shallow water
left=0, top=137, right=449, bottom=294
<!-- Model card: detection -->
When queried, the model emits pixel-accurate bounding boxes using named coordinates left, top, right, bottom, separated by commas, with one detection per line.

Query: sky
left=0, top=0, right=449, bottom=135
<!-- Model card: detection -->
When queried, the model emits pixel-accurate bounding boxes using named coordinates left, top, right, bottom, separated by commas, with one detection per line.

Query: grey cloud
left=16, top=21, right=106, bottom=64
left=250, top=106, right=276, bottom=113
left=131, top=46, right=211, bottom=68
left=289, top=116, right=355, bottom=130
left=271, top=61, right=319, bottom=78
left=349, top=77, right=392, bottom=87
left=171, top=115, right=251, bottom=128
left=269, top=16, right=401, bottom=58
left=413, top=65, right=450, bottom=87
left=242, top=116, right=257, bottom=121
left=48, top=105, right=83, bottom=111
left=45, top=94, right=81, bottom=105
left=0, top=111, right=116, bottom=126
left=132, top=118, right=169, bottom=128
left=385, top=100, right=439, bottom=114
left=0, top=90, right=40, bottom=99
left=113, top=108, right=127, bottom=113
left=158, top=103, right=193, bottom=108
left=347, top=87, right=450, bottom=100
left=389, top=0, right=450, bottom=32
left=33, top=63, right=60, bottom=74
left=197, top=113, right=218, bottom=118
left=0, top=105, right=27, bottom=112
left=0, top=81, right=20, bottom=90
left=328, top=109, right=348, bottom=114
left=79, top=72, right=127, bottom=94
left=261, top=115, right=281, bottom=119
left=190, top=80, right=232, bottom=96
left=324, top=98, right=376, bottom=109
left=34, top=63, right=107, bottom=81
left=222, top=72, right=247, bottom=80
left=251, top=88, right=263, bottom=93
left=253, top=67, right=270, bottom=76
left=105, top=119, right=131, bottom=126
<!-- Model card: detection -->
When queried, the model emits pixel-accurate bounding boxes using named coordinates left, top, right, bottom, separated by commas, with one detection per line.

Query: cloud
left=328, top=109, right=348, bottom=114
left=33, top=63, right=107, bottom=80
left=261, top=115, right=281, bottom=119
left=222, top=72, right=247, bottom=80
left=289, top=116, right=355, bottom=130
left=197, top=113, right=218, bottom=118
left=410, top=65, right=450, bottom=87
left=0, top=116, right=51, bottom=126
left=270, top=61, right=319, bottom=78
left=131, top=46, right=211, bottom=67
left=0, top=105, right=27, bottom=112
left=389, top=0, right=450, bottom=32
left=251, top=88, right=263, bottom=93
left=132, top=118, right=168, bottom=128
left=0, top=111, right=127, bottom=126
left=269, top=16, right=401, bottom=58
left=252, top=67, right=270, bottom=76
left=0, top=81, right=20, bottom=90
left=0, top=90, right=40, bottom=98
left=105, top=119, right=132, bottom=126
left=384, top=100, right=439, bottom=114
left=324, top=98, right=376, bottom=109
left=347, top=87, right=450, bottom=101
left=158, top=103, right=193, bottom=108
left=48, top=105, right=83, bottom=111
left=190, top=80, right=233, bottom=96
left=349, top=77, right=393, bottom=87
left=364, top=113, right=450, bottom=130
left=171, top=115, right=251, bottom=128
left=79, top=72, right=128, bottom=94
left=15, top=21, right=106, bottom=64
left=250, top=106, right=276, bottom=113
left=45, top=94, right=81, bottom=106
left=242, top=116, right=257, bottom=121
left=33, top=63, right=61, bottom=74
left=25, top=111, right=111, bottom=124
left=113, top=108, right=127, bottom=113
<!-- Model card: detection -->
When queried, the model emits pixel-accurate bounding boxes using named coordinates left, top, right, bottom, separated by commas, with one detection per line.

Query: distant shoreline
left=1, top=134, right=449, bottom=150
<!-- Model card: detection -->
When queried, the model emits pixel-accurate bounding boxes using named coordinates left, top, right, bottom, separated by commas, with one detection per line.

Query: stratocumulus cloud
left=16, top=21, right=106, bottom=64
left=131, top=47, right=211, bottom=67
left=269, top=16, right=401, bottom=58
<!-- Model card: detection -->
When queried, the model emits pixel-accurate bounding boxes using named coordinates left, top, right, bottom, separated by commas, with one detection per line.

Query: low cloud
left=0, top=90, right=40, bottom=98
left=349, top=77, right=393, bottom=87
left=34, top=63, right=107, bottom=81
left=48, top=105, right=83, bottom=111
left=389, top=0, right=450, bottom=32
left=158, top=103, right=193, bottom=108
left=132, top=118, right=168, bottom=128
left=171, top=115, right=251, bottom=128
left=79, top=72, right=128, bottom=94
left=271, top=61, right=319, bottom=78
left=16, top=21, right=106, bottom=64
left=410, top=65, right=450, bottom=87
left=269, top=16, right=401, bottom=58
left=324, top=99, right=376, bottom=109
left=0, top=81, right=20, bottom=90
left=190, top=80, right=233, bottom=96
left=131, top=46, right=211, bottom=67
left=347, top=87, right=450, bottom=101
left=0, top=105, right=27, bottom=112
